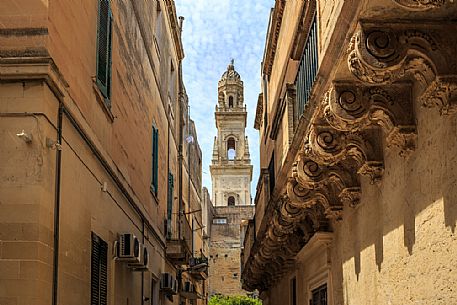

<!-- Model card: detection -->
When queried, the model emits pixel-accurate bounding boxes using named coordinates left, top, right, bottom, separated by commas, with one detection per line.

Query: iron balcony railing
left=167, top=212, right=193, bottom=252
left=295, top=15, right=318, bottom=116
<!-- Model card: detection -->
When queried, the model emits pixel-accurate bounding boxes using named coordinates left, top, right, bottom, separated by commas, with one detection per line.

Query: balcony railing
left=295, top=14, right=318, bottom=116
left=166, top=212, right=193, bottom=264
left=215, top=105, right=247, bottom=112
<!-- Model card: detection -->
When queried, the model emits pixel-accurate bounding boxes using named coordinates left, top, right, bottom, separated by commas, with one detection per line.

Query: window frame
left=151, top=126, right=159, bottom=195
left=96, top=0, right=113, bottom=103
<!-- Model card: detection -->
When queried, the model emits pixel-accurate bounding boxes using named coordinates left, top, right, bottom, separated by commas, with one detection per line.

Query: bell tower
left=210, top=60, right=253, bottom=207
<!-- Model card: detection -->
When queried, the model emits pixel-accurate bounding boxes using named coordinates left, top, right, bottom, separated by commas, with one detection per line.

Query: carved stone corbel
left=324, top=83, right=417, bottom=156
left=392, top=0, right=446, bottom=10
left=307, top=124, right=384, bottom=182
left=348, top=22, right=457, bottom=115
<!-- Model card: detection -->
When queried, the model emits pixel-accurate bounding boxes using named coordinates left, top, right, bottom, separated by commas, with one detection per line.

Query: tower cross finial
left=231, top=58, right=234, bottom=66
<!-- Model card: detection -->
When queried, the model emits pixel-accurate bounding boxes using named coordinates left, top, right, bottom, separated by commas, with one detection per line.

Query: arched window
left=228, top=196, right=235, bottom=206
left=228, top=96, right=234, bottom=108
left=227, top=137, right=236, bottom=160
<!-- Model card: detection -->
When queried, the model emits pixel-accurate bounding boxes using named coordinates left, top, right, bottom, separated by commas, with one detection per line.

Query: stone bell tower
left=208, top=61, right=254, bottom=297
left=210, top=60, right=253, bottom=207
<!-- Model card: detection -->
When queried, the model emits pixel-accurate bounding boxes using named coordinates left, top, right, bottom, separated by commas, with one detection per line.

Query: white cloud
left=176, top=0, right=274, bottom=199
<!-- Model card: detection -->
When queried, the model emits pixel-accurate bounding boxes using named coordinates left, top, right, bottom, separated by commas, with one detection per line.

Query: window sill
left=92, top=77, right=114, bottom=123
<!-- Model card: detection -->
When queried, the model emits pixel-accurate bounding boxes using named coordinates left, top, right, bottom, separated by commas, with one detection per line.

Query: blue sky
left=175, top=0, right=274, bottom=198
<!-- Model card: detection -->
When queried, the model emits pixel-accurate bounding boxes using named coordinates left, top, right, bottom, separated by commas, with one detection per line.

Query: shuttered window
left=151, top=126, right=159, bottom=194
left=96, top=0, right=113, bottom=101
left=91, top=232, right=108, bottom=305
left=166, top=172, right=174, bottom=238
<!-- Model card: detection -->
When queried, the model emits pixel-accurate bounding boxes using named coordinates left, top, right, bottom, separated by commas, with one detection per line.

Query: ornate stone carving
left=392, top=0, right=445, bottom=10
left=307, top=125, right=384, bottom=182
left=348, top=22, right=457, bottom=115
left=421, top=76, right=457, bottom=114
left=324, top=83, right=417, bottom=156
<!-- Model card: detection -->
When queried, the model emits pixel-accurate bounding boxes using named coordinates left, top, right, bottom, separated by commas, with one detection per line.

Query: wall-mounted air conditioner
left=128, top=243, right=150, bottom=271
left=160, top=273, right=178, bottom=295
left=115, top=233, right=141, bottom=263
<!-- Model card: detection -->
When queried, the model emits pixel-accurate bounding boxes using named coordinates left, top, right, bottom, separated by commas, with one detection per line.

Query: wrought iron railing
left=295, top=15, right=318, bottom=116
left=167, top=212, right=192, bottom=251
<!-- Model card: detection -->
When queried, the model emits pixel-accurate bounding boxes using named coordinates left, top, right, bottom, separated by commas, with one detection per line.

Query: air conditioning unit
left=128, top=244, right=150, bottom=271
left=160, top=273, right=177, bottom=295
left=116, top=233, right=141, bottom=263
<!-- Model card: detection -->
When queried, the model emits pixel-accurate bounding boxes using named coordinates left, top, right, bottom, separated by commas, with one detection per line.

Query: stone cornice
left=262, top=0, right=286, bottom=77
left=254, top=93, right=263, bottom=130
left=164, top=0, right=184, bottom=60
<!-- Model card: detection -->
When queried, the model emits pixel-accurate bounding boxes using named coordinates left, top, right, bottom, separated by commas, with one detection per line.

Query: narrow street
left=0, top=1, right=456, bottom=305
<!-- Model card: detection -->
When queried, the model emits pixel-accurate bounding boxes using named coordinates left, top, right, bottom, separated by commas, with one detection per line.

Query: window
left=290, top=277, right=297, bottom=305
left=166, top=172, right=174, bottom=238
left=311, top=284, right=327, bottom=305
left=227, top=137, right=236, bottom=160
left=96, top=0, right=113, bottom=101
left=91, top=232, right=108, bottom=305
left=213, top=218, right=227, bottom=225
left=229, top=96, right=234, bottom=107
left=151, top=126, right=159, bottom=194
left=268, top=153, right=275, bottom=193
left=295, top=14, right=318, bottom=117
left=228, top=196, right=235, bottom=206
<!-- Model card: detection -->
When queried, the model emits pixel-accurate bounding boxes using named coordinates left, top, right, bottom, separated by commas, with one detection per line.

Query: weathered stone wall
left=209, top=206, right=254, bottom=296
left=0, top=0, right=190, bottom=305
left=248, top=0, right=457, bottom=304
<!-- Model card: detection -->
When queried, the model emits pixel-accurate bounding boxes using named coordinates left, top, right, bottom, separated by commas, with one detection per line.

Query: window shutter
left=91, top=233, right=108, bottom=305
left=167, top=173, right=174, bottom=218
left=90, top=234, right=100, bottom=305
left=166, top=172, right=174, bottom=238
left=151, top=127, right=159, bottom=193
left=99, top=240, right=108, bottom=305
left=96, top=0, right=113, bottom=99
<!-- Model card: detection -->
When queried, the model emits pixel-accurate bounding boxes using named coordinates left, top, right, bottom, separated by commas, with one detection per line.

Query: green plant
left=209, top=295, right=261, bottom=305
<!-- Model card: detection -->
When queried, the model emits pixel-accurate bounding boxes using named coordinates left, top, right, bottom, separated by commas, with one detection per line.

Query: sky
left=175, top=0, right=275, bottom=198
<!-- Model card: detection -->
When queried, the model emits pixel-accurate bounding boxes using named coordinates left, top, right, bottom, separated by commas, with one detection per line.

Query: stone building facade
left=208, top=63, right=254, bottom=296
left=0, top=1, right=207, bottom=305
left=242, top=1, right=457, bottom=305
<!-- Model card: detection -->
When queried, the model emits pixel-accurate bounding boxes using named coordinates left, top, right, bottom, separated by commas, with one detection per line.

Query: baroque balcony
left=166, top=212, right=193, bottom=265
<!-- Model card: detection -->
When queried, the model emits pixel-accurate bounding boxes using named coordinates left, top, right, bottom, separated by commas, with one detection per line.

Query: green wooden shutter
left=91, top=233, right=108, bottom=305
left=96, top=0, right=113, bottom=100
left=151, top=127, right=159, bottom=193
left=166, top=172, right=174, bottom=238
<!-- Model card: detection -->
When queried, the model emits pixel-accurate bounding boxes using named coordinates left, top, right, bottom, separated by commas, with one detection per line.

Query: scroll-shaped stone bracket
left=307, top=122, right=385, bottom=183
left=392, top=0, right=446, bottom=11
left=293, top=152, right=360, bottom=192
left=324, top=82, right=417, bottom=157
left=348, top=22, right=457, bottom=115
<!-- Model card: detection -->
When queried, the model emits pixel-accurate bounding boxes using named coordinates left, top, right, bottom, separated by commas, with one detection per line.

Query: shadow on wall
left=339, top=110, right=457, bottom=281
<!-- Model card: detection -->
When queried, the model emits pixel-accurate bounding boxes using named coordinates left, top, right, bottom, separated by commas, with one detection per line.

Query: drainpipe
left=51, top=104, right=63, bottom=305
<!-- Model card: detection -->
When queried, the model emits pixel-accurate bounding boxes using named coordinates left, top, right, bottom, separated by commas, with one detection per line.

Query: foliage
left=209, top=295, right=261, bottom=305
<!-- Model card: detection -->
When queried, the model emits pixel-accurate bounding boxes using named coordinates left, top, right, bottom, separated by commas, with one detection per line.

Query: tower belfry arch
left=210, top=61, right=252, bottom=207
